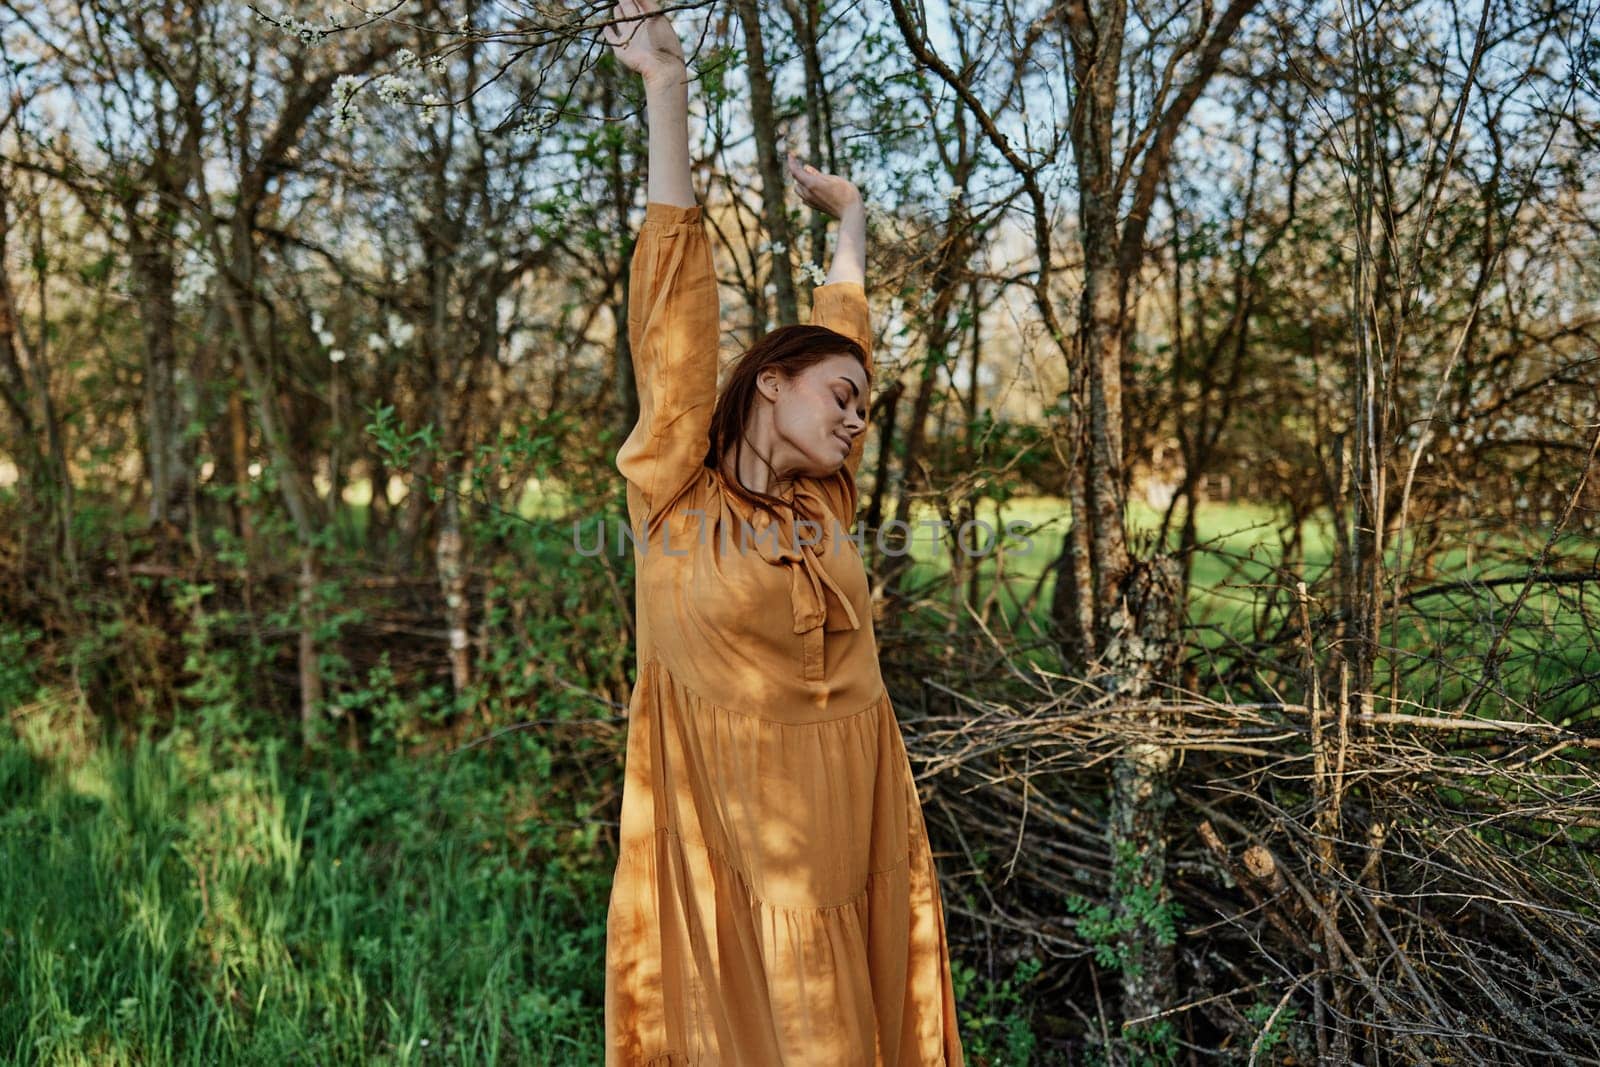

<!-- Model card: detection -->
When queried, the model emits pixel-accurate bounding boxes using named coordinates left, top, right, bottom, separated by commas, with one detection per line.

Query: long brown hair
left=704, top=324, right=870, bottom=522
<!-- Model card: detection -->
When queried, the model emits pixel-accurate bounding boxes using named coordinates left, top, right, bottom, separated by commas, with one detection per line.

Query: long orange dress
left=604, top=201, right=966, bottom=1066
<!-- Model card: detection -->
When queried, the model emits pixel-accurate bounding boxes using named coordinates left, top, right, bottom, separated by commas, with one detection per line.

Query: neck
left=720, top=426, right=791, bottom=497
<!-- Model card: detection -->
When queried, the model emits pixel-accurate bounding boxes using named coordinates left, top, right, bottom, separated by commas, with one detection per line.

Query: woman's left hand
left=787, top=153, right=862, bottom=218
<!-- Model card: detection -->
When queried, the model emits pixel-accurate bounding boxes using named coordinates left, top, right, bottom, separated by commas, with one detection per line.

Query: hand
left=787, top=153, right=862, bottom=219
left=603, top=0, right=687, bottom=87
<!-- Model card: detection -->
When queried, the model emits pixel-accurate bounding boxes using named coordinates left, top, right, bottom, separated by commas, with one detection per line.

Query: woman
left=602, top=2, right=965, bottom=1063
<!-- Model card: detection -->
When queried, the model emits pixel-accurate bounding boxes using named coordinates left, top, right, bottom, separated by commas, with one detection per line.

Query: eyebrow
left=834, top=377, right=862, bottom=399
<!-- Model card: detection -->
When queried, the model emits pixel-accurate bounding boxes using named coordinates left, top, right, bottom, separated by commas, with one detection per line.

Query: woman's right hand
left=786, top=153, right=863, bottom=220
left=603, top=0, right=688, bottom=88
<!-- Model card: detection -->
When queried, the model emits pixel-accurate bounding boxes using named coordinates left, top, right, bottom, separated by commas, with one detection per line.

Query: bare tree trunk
left=0, top=185, right=35, bottom=442
left=25, top=186, right=76, bottom=585
left=1056, top=0, right=1262, bottom=1031
left=200, top=198, right=325, bottom=742
left=1050, top=426, right=1097, bottom=664
left=127, top=217, right=194, bottom=545
left=962, top=278, right=983, bottom=610
left=604, top=64, right=641, bottom=445
left=227, top=270, right=323, bottom=737
left=367, top=322, right=401, bottom=556
left=175, top=44, right=385, bottom=742
left=424, top=197, right=474, bottom=696
left=885, top=206, right=976, bottom=598
left=1101, top=555, right=1183, bottom=1021
left=0, top=179, right=46, bottom=572
left=864, top=380, right=903, bottom=574
left=0, top=170, right=76, bottom=591
left=225, top=380, right=255, bottom=550
left=885, top=354, right=938, bottom=593
left=734, top=0, right=798, bottom=327
left=780, top=0, right=838, bottom=274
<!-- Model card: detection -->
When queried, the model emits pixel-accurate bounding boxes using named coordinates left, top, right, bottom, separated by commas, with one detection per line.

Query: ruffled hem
left=605, top=661, right=964, bottom=1066
left=640, top=650, right=887, bottom=728
left=616, top=824, right=909, bottom=913
left=607, top=822, right=956, bottom=1066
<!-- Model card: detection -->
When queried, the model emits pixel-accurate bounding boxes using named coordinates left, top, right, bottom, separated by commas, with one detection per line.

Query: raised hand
left=787, top=152, right=863, bottom=220
left=603, top=0, right=688, bottom=87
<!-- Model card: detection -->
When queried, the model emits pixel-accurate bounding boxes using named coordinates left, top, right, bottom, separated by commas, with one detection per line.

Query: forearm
left=643, top=70, right=695, bottom=207
left=826, top=202, right=866, bottom=286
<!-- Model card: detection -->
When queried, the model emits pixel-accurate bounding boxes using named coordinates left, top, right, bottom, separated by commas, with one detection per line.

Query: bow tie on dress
left=745, top=480, right=862, bottom=641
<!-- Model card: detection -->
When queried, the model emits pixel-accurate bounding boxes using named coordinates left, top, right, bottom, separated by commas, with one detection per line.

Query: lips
left=833, top=431, right=851, bottom=450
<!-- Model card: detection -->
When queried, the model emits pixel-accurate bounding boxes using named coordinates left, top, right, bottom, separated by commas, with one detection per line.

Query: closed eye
left=834, top=376, right=867, bottom=420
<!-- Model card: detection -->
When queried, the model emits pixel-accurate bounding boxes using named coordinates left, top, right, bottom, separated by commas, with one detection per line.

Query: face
left=759, top=354, right=869, bottom=478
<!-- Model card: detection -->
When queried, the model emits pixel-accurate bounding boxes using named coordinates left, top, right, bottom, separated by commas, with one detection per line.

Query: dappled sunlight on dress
left=605, top=201, right=965, bottom=1066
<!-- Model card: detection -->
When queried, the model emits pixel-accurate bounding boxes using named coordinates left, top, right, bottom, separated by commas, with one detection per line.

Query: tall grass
left=1, top=693, right=610, bottom=1065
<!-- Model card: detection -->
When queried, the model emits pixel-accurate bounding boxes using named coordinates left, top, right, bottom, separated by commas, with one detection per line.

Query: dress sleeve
left=615, top=202, right=721, bottom=527
left=809, top=281, right=873, bottom=479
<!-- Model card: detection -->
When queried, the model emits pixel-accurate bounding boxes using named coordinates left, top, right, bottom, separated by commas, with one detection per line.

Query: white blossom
left=328, top=348, right=346, bottom=364
left=257, top=11, right=329, bottom=45
left=801, top=262, right=829, bottom=286
left=331, top=75, right=363, bottom=133
left=375, top=73, right=416, bottom=106
left=387, top=314, right=415, bottom=347
left=289, top=17, right=327, bottom=44
left=513, top=109, right=558, bottom=136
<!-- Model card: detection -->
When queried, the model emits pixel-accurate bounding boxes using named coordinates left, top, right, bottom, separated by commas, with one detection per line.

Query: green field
left=887, top=496, right=1595, bottom=717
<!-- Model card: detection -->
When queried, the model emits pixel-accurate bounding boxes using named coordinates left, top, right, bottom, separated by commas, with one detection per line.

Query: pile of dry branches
left=888, top=612, right=1600, bottom=1062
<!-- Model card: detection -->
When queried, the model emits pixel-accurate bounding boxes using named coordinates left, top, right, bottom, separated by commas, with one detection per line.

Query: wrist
left=642, top=63, right=689, bottom=94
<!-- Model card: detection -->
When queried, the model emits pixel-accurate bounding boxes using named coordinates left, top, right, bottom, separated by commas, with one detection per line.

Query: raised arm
left=605, top=0, right=693, bottom=206
left=789, top=152, right=866, bottom=287
left=607, top=0, right=720, bottom=526
left=790, top=154, right=873, bottom=478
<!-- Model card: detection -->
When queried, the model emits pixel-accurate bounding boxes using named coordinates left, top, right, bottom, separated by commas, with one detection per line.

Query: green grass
left=0, top=694, right=610, bottom=1065
left=893, top=496, right=1599, bottom=718
left=885, top=497, right=1336, bottom=673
